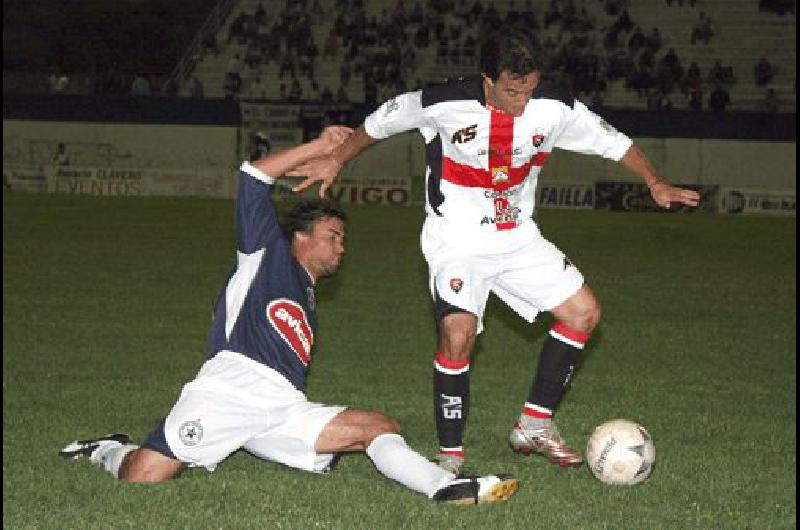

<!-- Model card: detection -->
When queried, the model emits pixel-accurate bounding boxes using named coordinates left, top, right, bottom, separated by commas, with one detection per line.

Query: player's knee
left=585, top=298, right=602, bottom=331
left=364, top=412, right=401, bottom=444
left=439, top=315, right=477, bottom=359
left=118, top=449, right=182, bottom=483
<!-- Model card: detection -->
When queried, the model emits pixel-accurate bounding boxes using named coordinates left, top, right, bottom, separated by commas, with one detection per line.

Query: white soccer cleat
left=432, top=474, right=519, bottom=505
left=59, top=434, right=130, bottom=461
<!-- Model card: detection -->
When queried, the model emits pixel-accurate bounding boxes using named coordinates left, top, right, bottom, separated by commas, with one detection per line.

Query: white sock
left=366, top=433, right=455, bottom=498
left=90, top=443, right=138, bottom=479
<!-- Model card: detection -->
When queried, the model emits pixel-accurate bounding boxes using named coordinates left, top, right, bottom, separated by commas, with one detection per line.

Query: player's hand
left=287, top=155, right=343, bottom=198
left=649, top=181, right=701, bottom=209
left=317, top=125, right=353, bottom=154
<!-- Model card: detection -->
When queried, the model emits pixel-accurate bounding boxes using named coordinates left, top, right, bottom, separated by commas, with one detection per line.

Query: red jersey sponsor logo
left=266, top=299, right=313, bottom=365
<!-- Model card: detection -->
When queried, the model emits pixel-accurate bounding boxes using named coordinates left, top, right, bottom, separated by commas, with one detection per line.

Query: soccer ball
left=586, top=419, right=656, bottom=485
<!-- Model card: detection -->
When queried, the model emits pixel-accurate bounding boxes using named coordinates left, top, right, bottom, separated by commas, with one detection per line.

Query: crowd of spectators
left=40, top=0, right=793, bottom=115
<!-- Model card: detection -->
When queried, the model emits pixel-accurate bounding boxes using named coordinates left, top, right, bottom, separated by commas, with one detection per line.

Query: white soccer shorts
left=161, top=350, right=346, bottom=473
left=421, top=222, right=584, bottom=334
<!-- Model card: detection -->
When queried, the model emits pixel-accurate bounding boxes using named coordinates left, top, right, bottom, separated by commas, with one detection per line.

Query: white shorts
left=421, top=221, right=584, bottom=334
left=161, top=351, right=346, bottom=473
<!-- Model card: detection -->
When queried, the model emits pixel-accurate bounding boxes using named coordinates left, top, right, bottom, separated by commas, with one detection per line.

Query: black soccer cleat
left=433, top=473, right=519, bottom=505
left=59, top=434, right=131, bottom=460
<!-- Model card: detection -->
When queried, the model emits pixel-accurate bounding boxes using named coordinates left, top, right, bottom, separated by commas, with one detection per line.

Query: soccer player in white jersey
left=290, top=31, right=701, bottom=474
left=59, top=127, right=519, bottom=505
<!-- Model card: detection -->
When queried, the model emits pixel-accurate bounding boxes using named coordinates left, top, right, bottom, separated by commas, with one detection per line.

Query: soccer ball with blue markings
left=586, top=419, right=656, bottom=485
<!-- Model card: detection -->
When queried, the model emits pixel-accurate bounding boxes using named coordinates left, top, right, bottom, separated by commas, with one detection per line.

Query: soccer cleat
left=59, top=434, right=130, bottom=460
left=433, top=474, right=519, bottom=505
left=509, top=420, right=583, bottom=468
left=436, top=453, right=465, bottom=475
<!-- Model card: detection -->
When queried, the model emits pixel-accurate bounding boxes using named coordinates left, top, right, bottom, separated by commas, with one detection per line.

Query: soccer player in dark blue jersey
left=60, top=127, right=519, bottom=505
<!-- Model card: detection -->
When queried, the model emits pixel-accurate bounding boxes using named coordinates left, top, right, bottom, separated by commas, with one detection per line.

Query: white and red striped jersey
left=363, top=76, right=633, bottom=253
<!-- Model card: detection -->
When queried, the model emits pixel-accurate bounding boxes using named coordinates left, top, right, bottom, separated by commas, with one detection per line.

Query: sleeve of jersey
left=363, top=91, right=429, bottom=139
left=552, top=100, right=633, bottom=161
left=235, top=161, right=282, bottom=254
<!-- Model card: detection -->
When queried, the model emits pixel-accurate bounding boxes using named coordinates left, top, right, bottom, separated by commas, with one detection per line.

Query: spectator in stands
left=691, top=12, right=715, bottom=45
left=688, top=88, right=703, bottom=111
left=681, top=61, right=702, bottom=95
left=628, top=26, right=647, bottom=54
left=762, top=88, right=780, bottom=113
left=288, top=79, right=303, bottom=102
left=645, top=28, right=662, bottom=55
left=162, top=78, right=179, bottom=98
left=190, top=77, right=204, bottom=99
left=323, top=28, right=339, bottom=59
left=227, top=13, right=247, bottom=44
left=48, top=69, right=70, bottom=93
left=543, top=0, right=562, bottom=29
left=335, top=86, right=350, bottom=103
left=248, top=132, right=271, bottom=161
left=130, top=73, right=152, bottom=97
left=708, top=59, right=735, bottom=87
left=53, top=143, right=70, bottom=166
left=225, top=54, right=243, bottom=98
left=754, top=56, right=775, bottom=87
left=612, top=8, right=634, bottom=35
left=708, top=84, right=730, bottom=111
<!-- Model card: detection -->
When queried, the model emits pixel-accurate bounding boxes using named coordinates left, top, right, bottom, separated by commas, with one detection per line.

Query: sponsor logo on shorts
left=179, top=420, right=203, bottom=446
left=267, top=299, right=313, bottom=365
left=450, top=278, right=463, bottom=293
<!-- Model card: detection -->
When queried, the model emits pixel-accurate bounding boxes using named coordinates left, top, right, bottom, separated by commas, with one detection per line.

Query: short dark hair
left=281, top=199, right=347, bottom=240
left=480, top=30, right=542, bottom=81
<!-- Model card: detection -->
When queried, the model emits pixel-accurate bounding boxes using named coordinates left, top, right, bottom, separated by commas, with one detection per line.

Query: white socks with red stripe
left=366, top=433, right=456, bottom=498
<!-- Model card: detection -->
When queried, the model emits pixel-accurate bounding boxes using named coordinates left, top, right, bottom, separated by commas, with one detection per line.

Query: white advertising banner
left=274, top=175, right=413, bottom=206
left=3, top=164, right=230, bottom=198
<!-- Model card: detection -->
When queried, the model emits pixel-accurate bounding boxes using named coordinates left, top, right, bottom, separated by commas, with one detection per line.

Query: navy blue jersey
left=206, top=162, right=317, bottom=391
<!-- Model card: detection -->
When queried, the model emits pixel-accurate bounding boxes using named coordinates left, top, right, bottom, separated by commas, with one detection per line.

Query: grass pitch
left=3, top=191, right=796, bottom=529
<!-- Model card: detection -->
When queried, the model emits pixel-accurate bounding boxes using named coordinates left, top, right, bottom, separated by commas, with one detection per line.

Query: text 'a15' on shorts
left=423, top=232, right=584, bottom=334
left=151, top=350, right=346, bottom=473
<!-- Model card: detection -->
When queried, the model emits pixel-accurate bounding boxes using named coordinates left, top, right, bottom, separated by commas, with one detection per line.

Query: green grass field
left=3, top=191, right=796, bottom=529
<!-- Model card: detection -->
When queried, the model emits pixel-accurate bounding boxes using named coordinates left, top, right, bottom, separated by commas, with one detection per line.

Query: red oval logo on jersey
left=266, top=299, right=313, bottom=366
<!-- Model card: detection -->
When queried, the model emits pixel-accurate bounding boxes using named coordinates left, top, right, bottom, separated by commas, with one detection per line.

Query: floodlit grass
left=3, top=191, right=796, bottom=529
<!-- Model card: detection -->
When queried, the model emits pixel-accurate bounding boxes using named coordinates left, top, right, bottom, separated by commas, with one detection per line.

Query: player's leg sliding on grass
left=60, top=405, right=518, bottom=504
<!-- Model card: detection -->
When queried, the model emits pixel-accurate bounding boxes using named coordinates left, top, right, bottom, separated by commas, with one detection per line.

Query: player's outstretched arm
left=619, top=145, right=701, bottom=208
left=287, top=126, right=378, bottom=198
left=250, top=126, right=353, bottom=180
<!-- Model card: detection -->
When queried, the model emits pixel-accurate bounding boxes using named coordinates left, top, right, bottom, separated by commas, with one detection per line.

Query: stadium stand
left=173, top=0, right=795, bottom=113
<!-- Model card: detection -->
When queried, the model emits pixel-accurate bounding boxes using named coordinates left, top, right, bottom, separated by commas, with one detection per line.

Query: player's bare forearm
left=619, top=145, right=701, bottom=208
left=250, top=126, right=352, bottom=179
left=289, top=125, right=378, bottom=197
left=330, top=126, right=377, bottom=167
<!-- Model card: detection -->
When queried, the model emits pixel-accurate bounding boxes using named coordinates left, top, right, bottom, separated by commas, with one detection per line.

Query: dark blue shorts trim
left=141, top=417, right=179, bottom=460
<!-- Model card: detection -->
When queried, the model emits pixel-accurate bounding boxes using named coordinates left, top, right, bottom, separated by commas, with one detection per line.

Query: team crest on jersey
left=532, top=133, right=546, bottom=147
left=267, top=299, right=313, bottom=365
left=450, top=278, right=464, bottom=293
left=491, top=166, right=510, bottom=185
